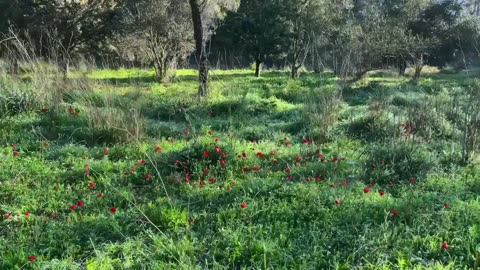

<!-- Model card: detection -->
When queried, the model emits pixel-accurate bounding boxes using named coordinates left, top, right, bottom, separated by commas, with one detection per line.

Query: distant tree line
left=1, top=0, right=480, bottom=94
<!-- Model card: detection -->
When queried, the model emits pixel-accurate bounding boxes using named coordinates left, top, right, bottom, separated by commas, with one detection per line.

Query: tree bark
left=412, top=65, right=423, bottom=83
left=189, top=0, right=208, bottom=96
left=291, top=65, right=299, bottom=79
left=254, top=59, right=262, bottom=77
left=399, top=60, right=407, bottom=76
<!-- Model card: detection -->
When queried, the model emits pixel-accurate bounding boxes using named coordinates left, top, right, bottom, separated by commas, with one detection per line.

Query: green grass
left=1, top=68, right=480, bottom=269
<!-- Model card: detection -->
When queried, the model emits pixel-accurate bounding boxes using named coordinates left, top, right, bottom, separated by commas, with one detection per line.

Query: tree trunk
left=9, top=57, right=19, bottom=75
left=412, top=65, right=423, bottom=84
left=189, top=0, right=208, bottom=96
left=399, top=60, right=407, bottom=76
left=254, top=59, right=262, bottom=77
left=291, top=65, right=299, bottom=79
left=60, top=59, right=70, bottom=80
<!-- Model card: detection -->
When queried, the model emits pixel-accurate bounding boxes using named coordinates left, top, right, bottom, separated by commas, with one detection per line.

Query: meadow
left=1, top=67, right=480, bottom=269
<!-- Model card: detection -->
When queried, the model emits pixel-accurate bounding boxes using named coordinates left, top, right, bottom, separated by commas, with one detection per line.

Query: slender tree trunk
left=189, top=0, right=208, bottom=96
left=9, top=57, right=18, bottom=75
left=255, top=59, right=262, bottom=77
left=413, top=65, right=423, bottom=83
left=399, top=60, right=407, bottom=76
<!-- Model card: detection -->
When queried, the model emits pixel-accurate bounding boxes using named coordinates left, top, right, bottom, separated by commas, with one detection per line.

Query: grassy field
left=1, top=67, right=480, bottom=269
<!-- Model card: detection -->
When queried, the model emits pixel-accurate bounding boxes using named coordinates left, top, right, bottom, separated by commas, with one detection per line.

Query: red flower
left=141, top=159, right=146, bottom=165
left=70, top=205, right=77, bottom=211
left=284, top=168, right=291, bottom=174
left=363, top=187, right=370, bottom=193
left=44, top=142, right=50, bottom=147
left=208, top=130, right=214, bottom=135
left=379, top=191, right=385, bottom=196
left=131, top=167, right=137, bottom=173
left=97, top=193, right=104, bottom=198
left=215, top=146, right=221, bottom=153
left=209, top=177, right=215, bottom=183
left=188, top=219, right=195, bottom=225
left=335, top=199, right=342, bottom=205
left=441, top=241, right=449, bottom=250
left=77, top=200, right=85, bottom=207
left=221, top=152, right=227, bottom=158
left=11, top=143, right=16, bottom=148
left=226, top=186, right=232, bottom=191
left=288, top=175, right=294, bottom=180
left=5, top=213, right=12, bottom=219
left=390, top=209, right=398, bottom=217
left=203, top=169, right=209, bottom=175
left=183, top=130, right=189, bottom=135
left=220, top=160, right=227, bottom=166
left=410, top=177, right=416, bottom=184
left=240, top=202, right=247, bottom=209
left=444, top=202, right=449, bottom=208
left=317, top=153, right=324, bottom=158
left=270, top=150, right=277, bottom=156
left=368, top=183, right=375, bottom=188
left=203, top=151, right=210, bottom=157
left=145, top=173, right=152, bottom=180
left=303, top=139, right=310, bottom=145
left=13, top=150, right=19, bottom=156
left=285, top=141, right=291, bottom=146
left=156, top=145, right=162, bottom=152
left=341, top=180, right=348, bottom=186
left=25, top=211, right=31, bottom=216
left=241, top=152, right=247, bottom=158
left=89, top=182, right=96, bottom=188
left=295, top=156, right=302, bottom=162
left=315, top=176, right=322, bottom=181
left=242, top=166, right=250, bottom=172
left=253, top=165, right=260, bottom=171
left=103, top=147, right=109, bottom=154
left=257, top=152, right=264, bottom=158
left=28, top=256, right=36, bottom=262
left=110, top=207, right=117, bottom=214
left=200, top=180, right=206, bottom=186
left=84, top=168, right=90, bottom=175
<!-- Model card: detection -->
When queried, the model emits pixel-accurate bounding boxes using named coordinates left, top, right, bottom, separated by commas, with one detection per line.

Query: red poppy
left=220, top=160, right=227, bottom=166
left=379, top=191, right=385, bottom=196
left=288, top=175, right=294, bottom=180
left=131, top=167, right=137, bottom=173
left=141, top=159, right=146, bottom=165
left=200, top=180, right=206, bottom=186
left=285, top=141, right=291, bottom=146
left=203, top=151, right=210, bottom=157
left=241, top=152, right=247, bottom=158
left=226, top=186, right=232, bottom=191
left=110, top=207, right=117, bottom=214
left=363, top=187, right=370, bottom=193
left=77, top=200, right=85, bottom=207
left=84, top=168, right=90, bottom=175
left=70, top=205, right=77, bottom=211
left=390, top=209, right=398, bottom=217
left=209, top=177, right=215, bottom=183
left=11, top=143, right=16, bottom=148
left=335, top=199, right=342, bottom=205
left=28, top=256, right=36, bottom=262
left=25, top=211, right=31, bottom=216
left=215, top=146, right=221, bottom=153
left=303, top=139, right=310, bottom=145
left=410, top=177, right=416, bottom=184
left=444, top=202, right=449, bottom=208
left=241, top=202, right=247, bottom=209
left=208, top=130, right=214, bottom=135
left=5, top=213, right=12, bottom=219
left=89, top=182, right=96, bottom=188
left=257, top=152, right=264, bottom=157
left=295, top=156, right=302, bottom=162
left=44, top=142, right=50, bottom=147
left=156, top=145, right=162, bottom=152
left=368, top=183, right=375, bottom=187
left=253, top=165, right=260, bottom=171
left=341, top=180, right=348, bottom=186
left=317, top=153, right=324, bottom=158
left=441, top=241, right=448, bottom=250
left=183, top=130, right=189, bottom=135
left=13, top=150, right=19, bottom=156
left=97, top=193, right=104, bottom=198
left=103, top=147, right=109, bottom=154
left=242, top=166, right=250, bottom=172
left=284, top=168, right=291, bottom=174
left=203, top=169, right=209, bottom=175
left=221, top=152, right=227, bottom=158
left=145, top=173, right=152, bottom=180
